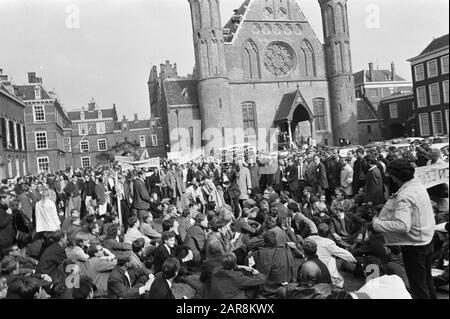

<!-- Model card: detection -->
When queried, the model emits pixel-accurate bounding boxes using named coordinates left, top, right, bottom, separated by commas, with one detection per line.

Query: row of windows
left=78, top=122, right=105, bottom=135
left=414, top=55, right=449, bottom=81
left=241, top=98, right=327, bottom=135
left=418, top=110, right=449, bottom=136
left=1, top=118, right=26, bottom=151
left=416, top=80, right=449, bottom=108
left=35, top=131, right=159, bottom=151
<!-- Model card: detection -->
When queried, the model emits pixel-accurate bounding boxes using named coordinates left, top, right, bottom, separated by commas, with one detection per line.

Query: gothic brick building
left=150, top=0, right=363, bottom=151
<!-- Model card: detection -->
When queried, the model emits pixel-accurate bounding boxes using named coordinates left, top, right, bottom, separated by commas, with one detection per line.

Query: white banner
left=414, top=163, right=449, bottom=189
left=115, top=156, right=134, bottom=162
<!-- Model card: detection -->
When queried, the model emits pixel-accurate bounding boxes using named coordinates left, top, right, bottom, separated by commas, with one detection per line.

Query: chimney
left=0, top=69, right=3, bottom=75
left=88, top=97, right=95, bottom=111
left=28, top=72, right=36, bottom=84
left=122, top=115, right=126, bottom=122
left=391, top=62, right=396, bottom=81
left=368, top=63, right=374, bottom=82
left=134, top=113, right=138, bottom=122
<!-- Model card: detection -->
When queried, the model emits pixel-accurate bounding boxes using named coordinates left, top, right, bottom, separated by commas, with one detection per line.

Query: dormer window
left=80, top=111, right=85, bottom=121
left=34, top=86, right=41, bottom=100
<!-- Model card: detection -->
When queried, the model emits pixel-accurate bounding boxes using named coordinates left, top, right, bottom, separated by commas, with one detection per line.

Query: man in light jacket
left=372, top=159, right=436, bottom=299
left=237, top=159, right=251, bottom=209
left=340, top=157, right=353, bottom=197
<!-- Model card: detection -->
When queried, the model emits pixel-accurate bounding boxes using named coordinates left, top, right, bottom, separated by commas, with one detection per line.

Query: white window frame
left=151, top=134, right=158, bottom=147
left=414, top=64, right=425, bottom=81
left=34, top=86, right=41, bottom=100
left=37, top=156, right=50, bottom=173
left=441, top=55, right=449, bottom=75
left=389, top=103, right=398, bottom=119
left=80, top=112, right=85, bottom=121
left=432, top=111, right=444, bottom=136
left=78, top=123, right=88, bottom=136
left=81, top=156, right=91, bottom=168
left=419, top=113, right=430, bottom=136
left=96, top=122, right=106, bottom=135
left=97, top=138, right=107, bottom=151
left=80, top=140, right=89, bottom=153
left=65, top=137, right=72, bottom=152
left=446, top=109, right=449, bottom=134
left=98, top=110, right=102, bottom=119
left=427, top=59, right=438, bottom=78
left=35, top=131, right=48, bottom=150
left=416, top=86, right=427, bottom=108
left=429, top=83, right=441, bottom=106
left=33, top=105, right=45, bottom=122
left=443, top=80, right=449, bottom=103
left=139, top=135, right=146, bottom=148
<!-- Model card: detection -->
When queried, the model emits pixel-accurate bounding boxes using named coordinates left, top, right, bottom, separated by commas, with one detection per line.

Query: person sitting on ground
left=35, top=230, right=68, bottom=281
left=84, top=244, right=117, bottom=298
left=101, top=223, right=132, bottom=256
left=147, top=258, right=179, bottom=299
left=308, top=223, right=357, bottom=288
left=124, top=217, right=150, bottom=248
left=139, top=211, right=161, bottom=241
left=153, top=231, right=193, bottom=274
left=299, top=239, right=332, bottom=284
left=277, top=261, right=350, bottom=299
left=199, top=240, right=224, bottom=298
left=107, top=252, right=154, bottom=299
left=183, top=213, right=209, bottom=265
left=129, top=238, right=152, bottom=276
left=72, top=275, right=96, bottom=299
left=178, top=208, right=194, bottom=242
left=209, top=252, right=266, bottom=299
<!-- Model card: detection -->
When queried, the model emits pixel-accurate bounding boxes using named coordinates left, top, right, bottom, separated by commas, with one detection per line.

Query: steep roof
left=67, top=108, right=115, bottom=121
left=353, top=69, right=408, bottom=84
left=14, top=84, right=51, bottom=100
left=380, top=91, right=414, bottom=103
left=420, top=34, right=449, bottom=55
left=222, top=0, right=251, bottom=43
left=163, top=79, right=198, bottom=106
left=357, top=99, right=380, bottom=121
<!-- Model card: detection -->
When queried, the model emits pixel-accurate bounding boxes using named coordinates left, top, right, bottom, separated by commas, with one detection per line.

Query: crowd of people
left=0, top=140, right=448, bottom=299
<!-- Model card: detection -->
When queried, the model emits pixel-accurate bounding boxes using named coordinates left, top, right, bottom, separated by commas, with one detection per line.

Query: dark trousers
left=401, top=242, right=437, bottom=299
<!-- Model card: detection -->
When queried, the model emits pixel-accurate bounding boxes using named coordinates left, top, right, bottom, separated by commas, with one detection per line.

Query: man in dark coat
left=183, top=214, right=208, bottom=264
left=352, top=148, right=367, bottom=195
left=153, top=231, right=193, bottom=274
left=0, top=193, right=15, bottom=252
left=209, top=252, right=266, bottom=299
left=132, top=171, right=152, bottom=222
left=286, top=158, right=301, bottom=202
left=107, top=253, right=152, bottom=299
left=300, top=239, right=332, bottom=284
left=364, top=154, right=385, bottom=205
left=147, top=258, right=179, bottom=299
left=313, top=155, right=328, bottom=195
left=35, top=230, right=67, bottom=280
left=222, top=163, right=241, bottom=217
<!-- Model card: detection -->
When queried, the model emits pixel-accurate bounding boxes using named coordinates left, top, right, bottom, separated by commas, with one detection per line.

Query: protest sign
left=414, top=163, right=449, bottom=189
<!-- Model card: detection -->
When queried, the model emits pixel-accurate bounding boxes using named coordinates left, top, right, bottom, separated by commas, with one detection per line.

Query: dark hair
left=302, top=239, right=318, bottom=257
left=387, top=159, right=415, bottom=182
left=0, top=256, right=18, bottom=275
left=181, top=208, right=191, bottom=218
left=287, top=202, right=299, bottom=213
left=222, top=252, right=237, bottom=270
left=207, top=240, right=223, bottom=257
left=263, top=230, right=277, bottom=247
left=161, top=258, right=180, bottom=279
left=132, top=238, right=145, bottom=253
left=195, top=213, right=207, bottom=224
left=318, top=223, right=330, bottom=238
left=209, top=217, right=229, bottom=232
left=128, top=216, right=138, bottom=228
left=87, top=244, right=101, bottom=258
left=72, top=276, right=94, bottom=299
left=162, top=218, right=175, bottom=231
left=7, top=276, right=40, bottom=299
left=106, top=223, right=120, bottom=239
left=162, top=231, right=175, bottom=242
left=49, top=230, right=66, bottom=243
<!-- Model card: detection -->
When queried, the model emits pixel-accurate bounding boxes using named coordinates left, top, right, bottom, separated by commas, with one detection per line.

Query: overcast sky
left=0, top=0, right=448, bottom=120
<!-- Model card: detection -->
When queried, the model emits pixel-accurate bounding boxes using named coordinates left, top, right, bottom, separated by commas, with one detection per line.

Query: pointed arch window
left=243, top=40, right=260, bottom=79
left=242, top=102, right=257, bottom=136
left=325, top=5, right=335, bottom=37
left=303, top=40, right=316, bottom=77
left=335, top=3, right=346, bottom=33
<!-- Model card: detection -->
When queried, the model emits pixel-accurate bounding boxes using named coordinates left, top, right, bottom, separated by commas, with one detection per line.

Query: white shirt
left=308, top=235, right=356, bottom=288
left=35, top=199, right=60, bottom=233
left=356, top=275, right=411, bottom=299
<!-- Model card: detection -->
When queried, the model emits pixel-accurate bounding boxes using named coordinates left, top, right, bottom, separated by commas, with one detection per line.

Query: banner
left=117, top=157, right=160, bottom=170
left=414, top=163, right=449, bottom=189
left=115, top=156, right=134, bottom=162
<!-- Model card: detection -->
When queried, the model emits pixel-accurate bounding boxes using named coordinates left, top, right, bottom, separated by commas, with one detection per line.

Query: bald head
left=298, top=261, right=322, bottom=286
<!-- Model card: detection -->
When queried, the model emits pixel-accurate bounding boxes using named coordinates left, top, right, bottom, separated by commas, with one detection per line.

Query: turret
left=188, top=0, right=233, bottom=149
left=319, top=0, right=358, bottom=145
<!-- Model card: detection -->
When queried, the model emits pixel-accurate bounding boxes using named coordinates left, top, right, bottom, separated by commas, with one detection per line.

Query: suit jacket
left=178, top=217, right=193, bottom=242
left=224, top=169, right=240, bottom=199
left=352, top=158, right=366, bottom=194
left=153, top=243, right=178, bottom=274
left=107, top=265, right=147, bottom=299
left=365, top=166, right=385, bottom=205
left=95, top=183, right=106, bottom=205
left=147, top=272, right=175, bottom=299
left=183, top=224, right=207, bottom=263
left=209, top=268, right=266, bottom=299
left=84, top=257, right=117, bottom=297
left=176, top=169, right=186, bottom=195
left=132, top=178, right=151, bottom=210
left=35, top=242, right=67, bottom=280
left=165, top=170, right=177, bottom=195
left=315, top=162, right=329, bottom=189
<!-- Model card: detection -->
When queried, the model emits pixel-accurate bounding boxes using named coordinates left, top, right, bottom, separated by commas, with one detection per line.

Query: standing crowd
left=0, top=141, right=448, bottom=299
